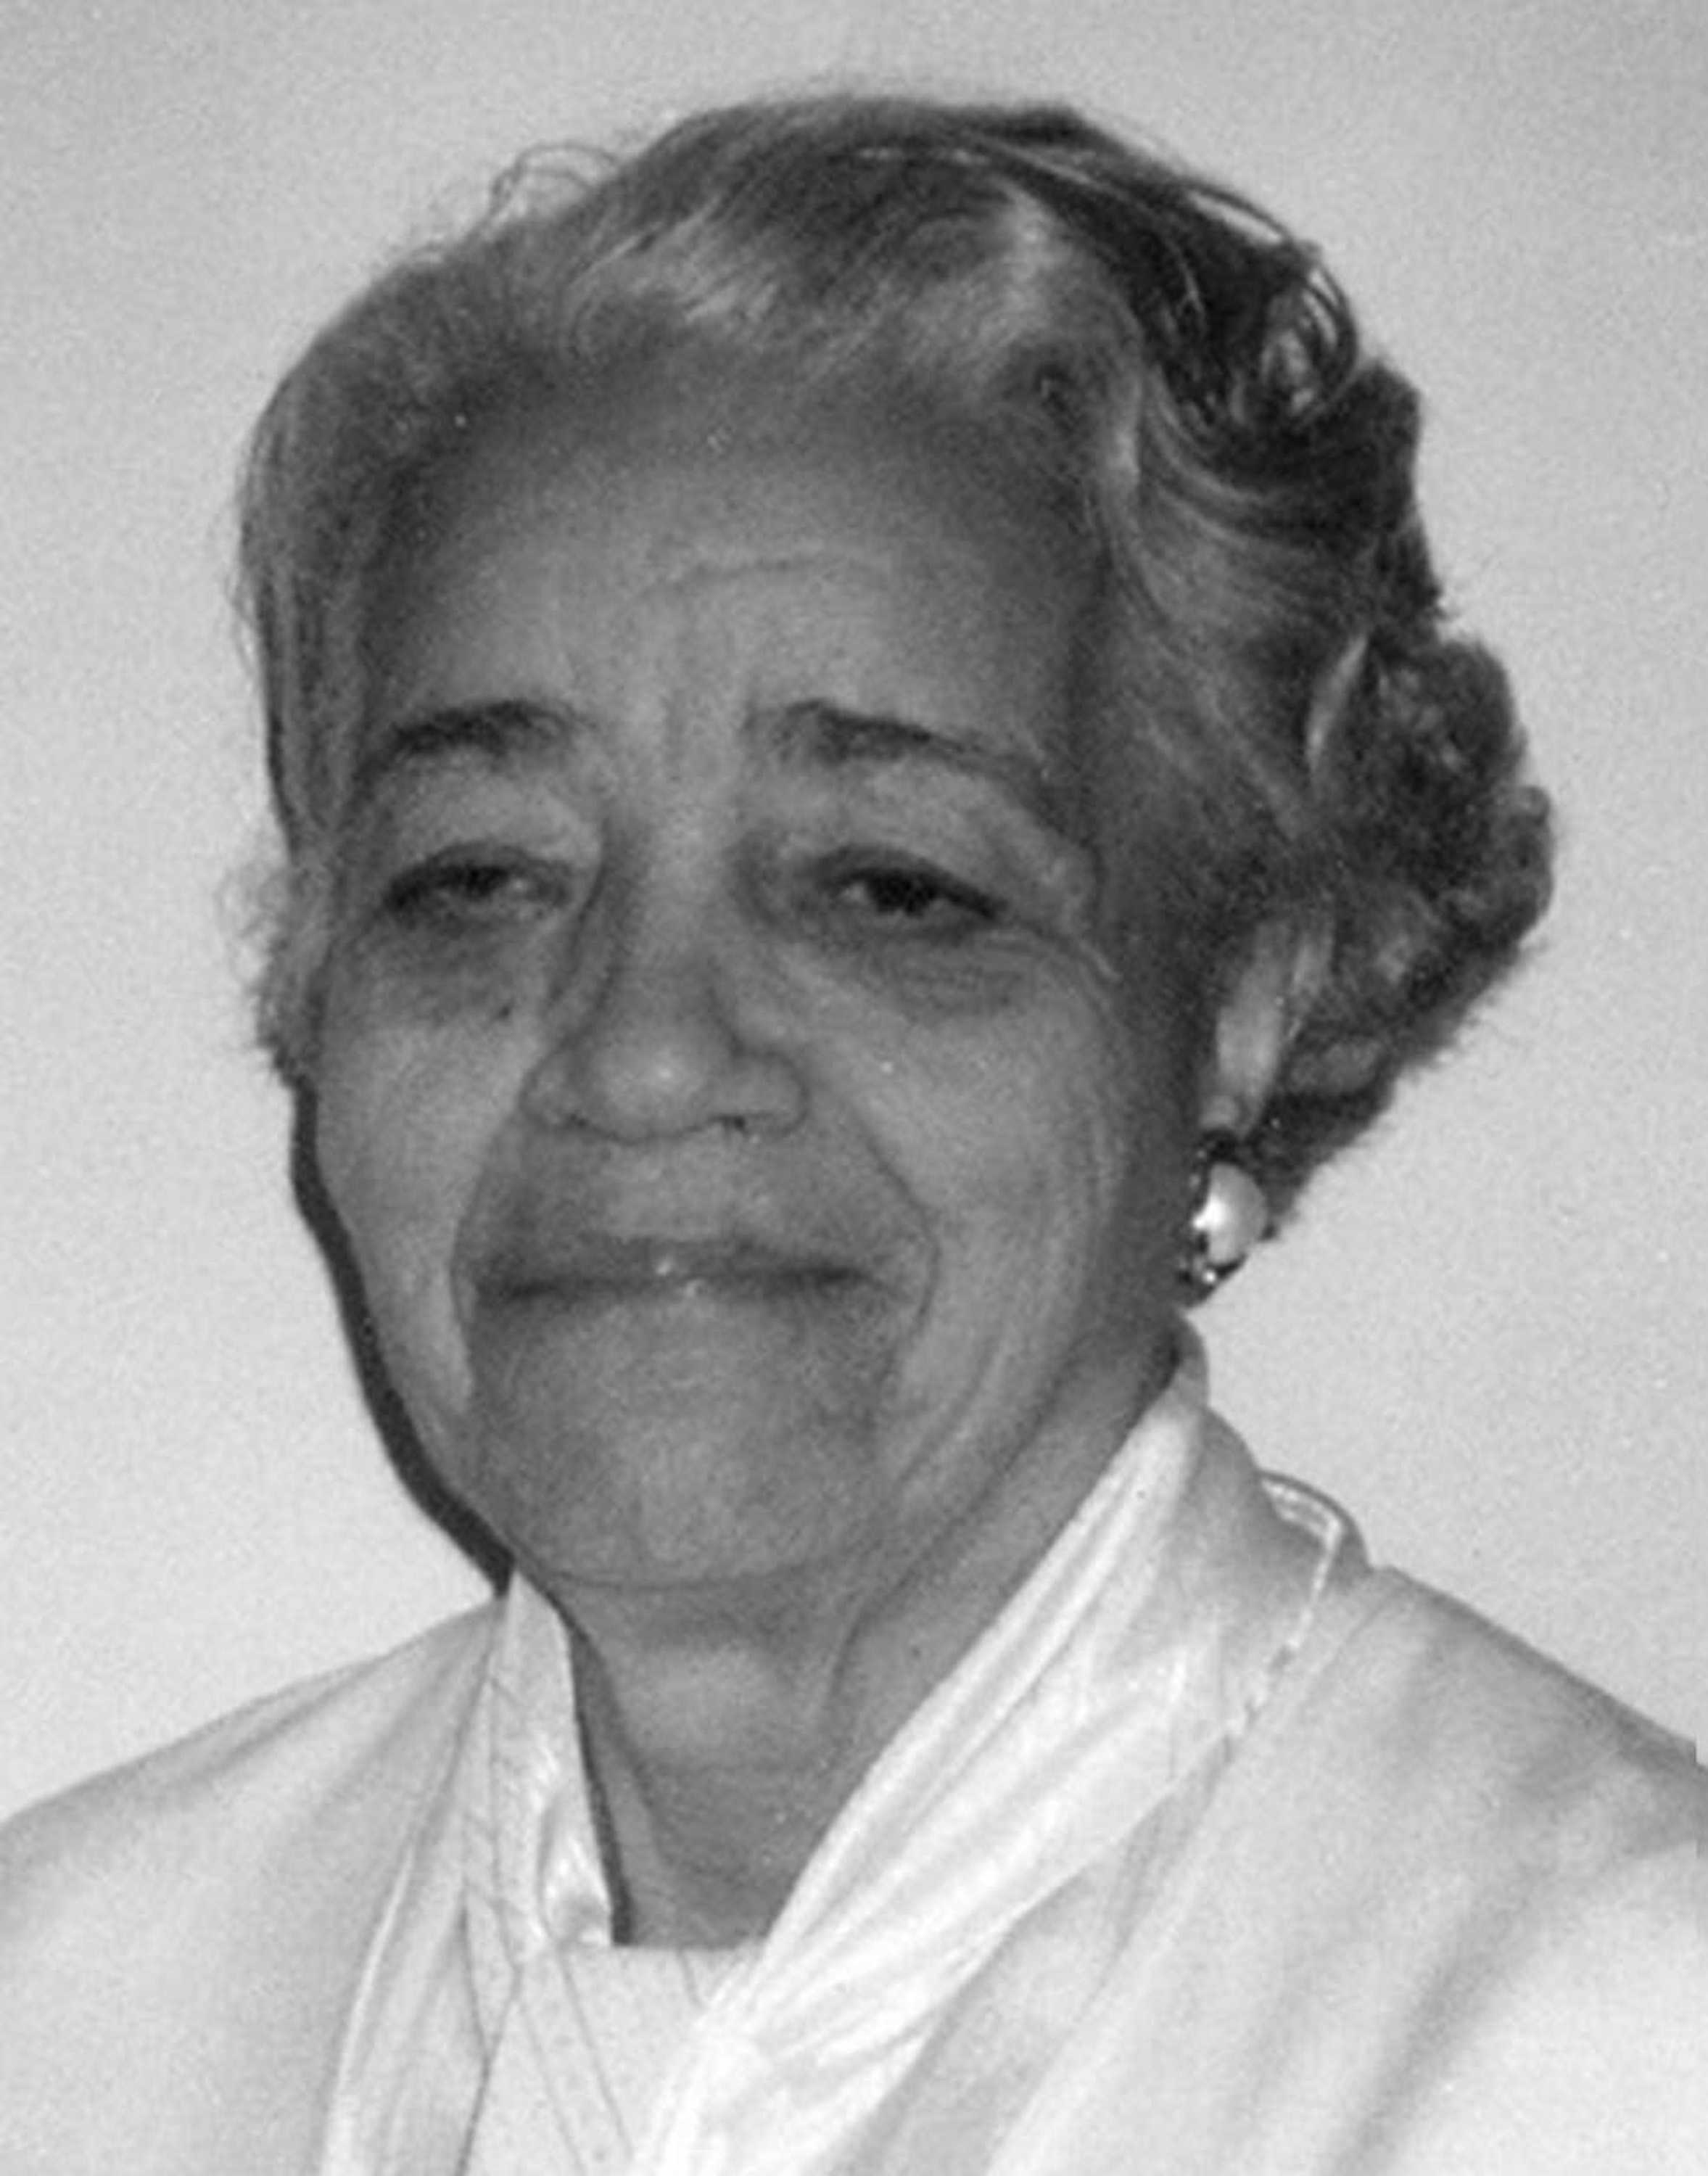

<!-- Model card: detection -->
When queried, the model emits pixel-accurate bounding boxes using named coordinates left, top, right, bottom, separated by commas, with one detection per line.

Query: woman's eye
left=379, top=852, right=566, bottom=929
left=824, top=860, right=1001, bottom=934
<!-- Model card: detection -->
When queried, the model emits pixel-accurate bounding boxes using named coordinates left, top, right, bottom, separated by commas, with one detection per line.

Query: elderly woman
left=3, top=92, right=1703, bottom=2175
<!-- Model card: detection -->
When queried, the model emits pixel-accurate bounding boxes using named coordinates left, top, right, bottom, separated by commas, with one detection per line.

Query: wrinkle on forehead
left=358, top=360, right=1108, bottom=860
left=621, top=535, right=981, bottom=600
left=377, top=433, right=1073, bottom=712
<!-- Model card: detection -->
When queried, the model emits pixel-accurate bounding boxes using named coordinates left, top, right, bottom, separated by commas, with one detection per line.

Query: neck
left=561, top=1516, right=1025, bottom=1942
left=569, top=1619, right=865, bottom=1945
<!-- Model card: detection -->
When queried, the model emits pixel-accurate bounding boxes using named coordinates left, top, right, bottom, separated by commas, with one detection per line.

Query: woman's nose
left=520, top=886, right=805, bottom=1142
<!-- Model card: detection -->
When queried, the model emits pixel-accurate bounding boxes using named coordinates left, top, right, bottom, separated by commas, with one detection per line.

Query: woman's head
left=242, top=93, right=1551, bottom=1591
left=244, top=93, right=1550, bottom=1222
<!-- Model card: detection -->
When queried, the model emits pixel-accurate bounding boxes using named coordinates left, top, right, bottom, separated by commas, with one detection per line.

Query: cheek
left=854, top=967, right=1171, bottom=1275
left=312, top=1012, right=521, bottom=1396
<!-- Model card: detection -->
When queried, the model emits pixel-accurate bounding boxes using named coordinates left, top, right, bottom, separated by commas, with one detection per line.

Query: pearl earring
left=1181, top=1132, right=1270, bottom=1299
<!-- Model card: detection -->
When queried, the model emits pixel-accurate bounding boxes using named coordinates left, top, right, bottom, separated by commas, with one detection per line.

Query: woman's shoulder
left=1308, top=1568, right=1705, bottom=1839
left=0, top=1602, right=497, bottom=1932
left=1047, top=1570, right=1707, bottom=2172
left=1293, top=1575, right=1708, bottom=2163
left=1233, top=1565, right=1707, bottom=2056
left=0, top=1607, right=500, bottom=2173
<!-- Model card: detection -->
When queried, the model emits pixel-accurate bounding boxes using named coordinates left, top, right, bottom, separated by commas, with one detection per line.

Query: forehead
left=358, top=366, right=1094, bottom=774
left=400, top=359, right=1079, bottom=579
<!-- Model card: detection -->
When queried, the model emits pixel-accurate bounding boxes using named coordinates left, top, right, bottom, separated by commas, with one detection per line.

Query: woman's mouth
left=485, top=1232, right=868, bottom=1310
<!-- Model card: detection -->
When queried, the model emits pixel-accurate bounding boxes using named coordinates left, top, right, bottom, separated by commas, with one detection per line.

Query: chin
left=453, top=1378, right=889, bottom=1596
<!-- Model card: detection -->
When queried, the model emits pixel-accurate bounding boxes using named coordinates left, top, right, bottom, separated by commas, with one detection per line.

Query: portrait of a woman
left=3, top=59, right=1703, bottom=2176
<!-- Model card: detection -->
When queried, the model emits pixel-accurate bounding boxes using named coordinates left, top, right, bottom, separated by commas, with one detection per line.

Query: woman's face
left=313, top=371, right=1200, bottom=1607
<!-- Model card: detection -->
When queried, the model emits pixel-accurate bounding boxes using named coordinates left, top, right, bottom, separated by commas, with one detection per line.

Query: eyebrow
left=349, top=693, right=1073, bottom=835
left=348, top=698, right=574, bottom=809
left=762, top=701, right=1070, bottom=829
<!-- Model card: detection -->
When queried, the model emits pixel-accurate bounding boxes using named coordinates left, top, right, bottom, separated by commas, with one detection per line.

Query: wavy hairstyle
left=239, top=91, right=1552, bottom=1220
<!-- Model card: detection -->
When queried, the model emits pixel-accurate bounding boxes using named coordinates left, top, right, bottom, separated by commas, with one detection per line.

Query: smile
left=487, top=1233, right=867, bottom=1307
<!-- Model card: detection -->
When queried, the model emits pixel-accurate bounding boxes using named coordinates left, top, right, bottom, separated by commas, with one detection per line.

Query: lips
left=483, top=1230, right=867, bottom=1307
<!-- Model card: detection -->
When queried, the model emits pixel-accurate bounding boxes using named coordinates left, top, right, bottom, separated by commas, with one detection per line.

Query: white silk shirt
left=4, top=1354, right=1704, bottom=2174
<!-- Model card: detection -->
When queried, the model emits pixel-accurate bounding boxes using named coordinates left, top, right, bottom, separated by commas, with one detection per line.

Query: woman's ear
left=1200, top=917, right=1331, bottom=1136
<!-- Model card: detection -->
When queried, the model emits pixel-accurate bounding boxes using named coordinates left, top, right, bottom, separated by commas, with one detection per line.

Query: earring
left=1181, top=1132, right=1270, bottom=1300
